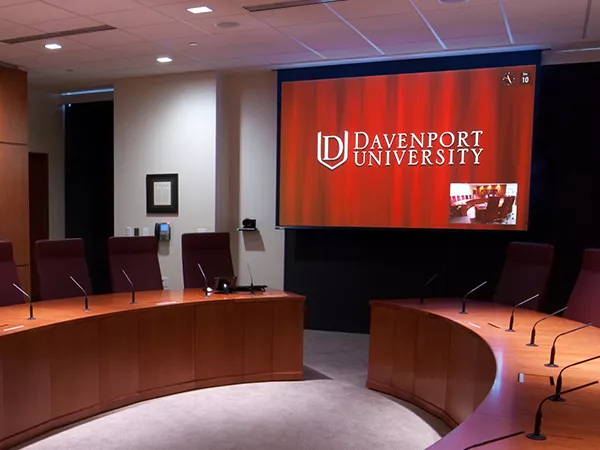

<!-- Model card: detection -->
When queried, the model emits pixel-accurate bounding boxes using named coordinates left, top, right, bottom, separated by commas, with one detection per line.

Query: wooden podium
left=368, top=299, right=600, bottom=449
left=0, top=289, right=304, bottom=449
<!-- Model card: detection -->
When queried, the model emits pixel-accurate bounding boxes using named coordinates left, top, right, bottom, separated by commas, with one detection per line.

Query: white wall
left=114, top=72, right=218, bottom=290
left=28, top=88, right=65, bottom=239
left=222, top=71, right=285, bottom=289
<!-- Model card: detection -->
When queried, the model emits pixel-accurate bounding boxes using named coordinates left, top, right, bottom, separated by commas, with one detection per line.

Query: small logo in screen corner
left=317, top=131, right=349, bottom=171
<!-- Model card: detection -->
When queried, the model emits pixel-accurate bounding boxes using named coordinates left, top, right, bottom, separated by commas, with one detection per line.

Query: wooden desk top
left=369, top=299, right=600, bottom=449
left=0, top=289, right=304, bottom=336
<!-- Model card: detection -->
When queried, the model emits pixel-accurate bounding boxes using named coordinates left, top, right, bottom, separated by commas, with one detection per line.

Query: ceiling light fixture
left=187, top=6, right=213, bottom=14
left=44, top=43, right=62, bottom=50
left=157, top=56, right=173, bottom=63
left=189, top=41, right=198, bottom=46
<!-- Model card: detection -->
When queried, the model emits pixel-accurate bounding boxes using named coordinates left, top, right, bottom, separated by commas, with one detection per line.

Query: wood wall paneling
left=0, top=144, right=30, bottom=267
left=0, top=67, right=27, bottom=145
left=138, top=306, right=195, bottom=391
left=272, top=300, right=304, bottom=378
left=391, top=309, right=418, bottom=394
left=194, top=301, right=243, bottom=382
left=50, top=320, right=100, bottom=418
left=414, top=315, right=451, bottom=411
left=243, top=301, right=274, bottom=379
left=367, top=304, right=395, bottom=387
left=444, top=326, right=479, bottom=424
left=99, top=313, right=140, bottom=403
left=0, top=330, right=51, bottom=438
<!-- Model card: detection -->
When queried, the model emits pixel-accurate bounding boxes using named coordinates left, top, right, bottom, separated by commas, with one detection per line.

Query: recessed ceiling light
left=215, top=21, right=239, bottom=28
left=189, top=41, right=198, bottom=46
left=45, top=43, right=62, bottom=50
left=187, top=6, right=212, bottom=14
left=157, top=56, right=172, bottom=63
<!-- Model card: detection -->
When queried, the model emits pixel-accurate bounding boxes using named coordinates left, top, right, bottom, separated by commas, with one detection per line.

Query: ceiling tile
left=444, top=34, right=510, bottom=50
left=513, top=28, right=585, bottom=45
left=0, top=0, right=39, bottom=6
left=0, top=43, right=41, bottom=60
left=423, top=5, right=507, bottom=40
left=17, top=36, right=93, bottom=53
left=186, top=13, right=267, bottom=34
left=91, top=7, right=177, bottom=28
left=34, top=17, right=104, bottom=33
left=319, top=45, right=382, bottom=59
left=411, top=0, right=497, bottom=12
left=153, top=0, right=245, bottom=20
left=279, top=21, right=368, bottom=50
left=349, top=12, right=430, bottom=34
left=70, top=29, right=146, bottom=47
left=378, top=40, right=442, bottom=56
left=0, top=25, right=41, bottom=40
left=0, top=18, right=18, bottom=29
left=252, top=4, right=337, bottom=27
left=135, top=0, right=199, bottom=6
left=502, top=0, right=588, bottom=34
left=266, top=50, right=322, bottom=65
left=203, top=27, right=283, bottom=44
left=126, top=21, right=205, bottom=40
left=0, top=1, right=76, bottom=25
left=43, top=0, right=145, bottom=15
left=587, top=0, right=600, bottom=39
left=106, top=41, right=175, bottom=57
left=362, top=28, right=436, bottom=46
left=330, top=0, right=415, bottom=19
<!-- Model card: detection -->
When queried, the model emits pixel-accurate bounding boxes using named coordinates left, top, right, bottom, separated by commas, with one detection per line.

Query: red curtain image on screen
left=278, top=65, right=536, bottom=230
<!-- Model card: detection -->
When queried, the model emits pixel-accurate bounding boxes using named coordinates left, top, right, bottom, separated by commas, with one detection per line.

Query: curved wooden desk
left=0, top=289, right=304, bottom=449
left=368, top=299, right=600, bottom=449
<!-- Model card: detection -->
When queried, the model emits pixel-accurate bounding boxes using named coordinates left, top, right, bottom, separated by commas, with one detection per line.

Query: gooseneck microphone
left=463, top=431, right=525, bottom=449
left=420, top=273, right=438, bottom=305
left=13, top=283, right=35, bottom=320
left=526, top=306, right=568, bottom=347
left=197, top=263, right=211, bottom=297
left=551, top=354, right=600, bottom=402
left=545, top=322, right=592, bottom=367
left=121, top=269, right=136, bottom=304
left=247, top=262, right=255, bottom=295
left=70, top=276, right=90, bottom=311
left=526, top=380, right=598, bottom=440
left=506, top=293, right=539, bottom=332
left=460, top=281, right=487, bottom=315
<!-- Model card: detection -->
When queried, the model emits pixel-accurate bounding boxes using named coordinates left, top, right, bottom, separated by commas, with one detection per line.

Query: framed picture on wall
left=146, top=173, right=179, bottom=214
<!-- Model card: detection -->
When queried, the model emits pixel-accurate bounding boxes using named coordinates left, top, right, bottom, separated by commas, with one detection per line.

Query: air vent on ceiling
left=244, top=0, right=346, bottom=13
left=0, top=25, right=116, bottom=45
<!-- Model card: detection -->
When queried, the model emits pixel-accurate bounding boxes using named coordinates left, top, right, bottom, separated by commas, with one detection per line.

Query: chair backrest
left=0, top=241, right=23, bottom=307
left=182, top=232, right=235, bottom=289
left=35, top=238, right=93, bottom=301
left=492, top=242, right=554, bottom=310
left=108, top=236, right=163, bottom=293
left=565, top=249, right=600, bottom=325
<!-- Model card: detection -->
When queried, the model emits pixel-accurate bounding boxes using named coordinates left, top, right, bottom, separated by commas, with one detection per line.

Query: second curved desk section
left=368, top=299, right=600, bottom=449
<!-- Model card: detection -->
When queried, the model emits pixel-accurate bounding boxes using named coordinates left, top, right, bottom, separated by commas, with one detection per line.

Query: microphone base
left=459, top=311, right=468, bottom=315
left=549, top=396, right=566, bottom=403
left=526, top=433, right=546, bottom=441
left=27, top=317, right=36, bottom=321
left=130, top=301, right=137, bottom=305
left=82, top=307, right=91, bottom=312
left=505, top=328, right=516, bottom=332
left=526, top=343, right=538, bottom=347
left=545, top=363, right=559, bottom=368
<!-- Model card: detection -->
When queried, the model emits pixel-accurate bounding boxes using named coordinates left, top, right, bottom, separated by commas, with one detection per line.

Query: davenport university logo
left=317, top=131, right=349, bottom=171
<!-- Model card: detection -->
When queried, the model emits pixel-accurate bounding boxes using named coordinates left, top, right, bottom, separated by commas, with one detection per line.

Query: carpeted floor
left=19, top=331, right=449, bottom=450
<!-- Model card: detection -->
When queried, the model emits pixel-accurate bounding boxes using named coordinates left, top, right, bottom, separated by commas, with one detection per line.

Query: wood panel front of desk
left=0, top=293, right=304, bottom=449
left=368, top=300, right=600, bottom=449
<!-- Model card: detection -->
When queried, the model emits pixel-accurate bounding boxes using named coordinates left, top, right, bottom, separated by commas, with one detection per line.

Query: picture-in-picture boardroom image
left=448, top=183, right=518, bottom=226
